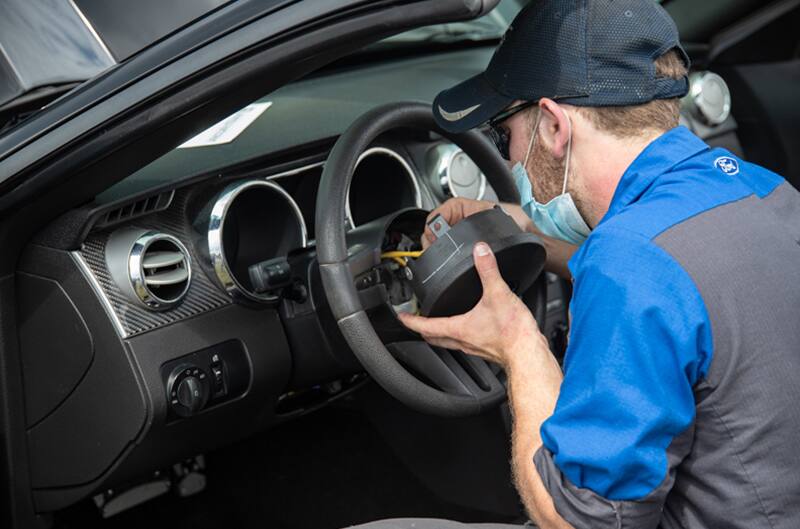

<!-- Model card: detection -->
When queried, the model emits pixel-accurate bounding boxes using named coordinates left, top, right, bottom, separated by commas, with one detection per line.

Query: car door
left=0, top=0, right=501, bottom=527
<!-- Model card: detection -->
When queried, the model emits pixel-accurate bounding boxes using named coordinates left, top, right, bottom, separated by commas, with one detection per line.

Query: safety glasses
left=487, top=100, right=538, bottom=160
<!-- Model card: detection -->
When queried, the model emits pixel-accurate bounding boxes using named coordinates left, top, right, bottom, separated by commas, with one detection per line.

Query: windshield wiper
left=418, top=28, right=500, bottom=43
left=382, top=20, right=503, bottom=45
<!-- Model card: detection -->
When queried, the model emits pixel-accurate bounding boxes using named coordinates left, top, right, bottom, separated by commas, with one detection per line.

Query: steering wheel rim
left=316, top=101, right=545, bottom=417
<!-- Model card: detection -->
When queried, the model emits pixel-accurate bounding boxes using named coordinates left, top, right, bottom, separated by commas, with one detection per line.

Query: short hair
left=575, top=49, right=688, bottom=137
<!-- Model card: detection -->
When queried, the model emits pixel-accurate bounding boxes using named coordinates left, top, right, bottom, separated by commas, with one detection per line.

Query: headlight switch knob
left=167, top=365, right=210, bottom=417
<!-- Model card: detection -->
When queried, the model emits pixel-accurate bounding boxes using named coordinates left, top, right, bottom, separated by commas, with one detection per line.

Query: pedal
left=174, top=455, right=207, bottom=497
left=93, top=479, right=170, bottom=518
left=92, top=455, right=206, bottom=518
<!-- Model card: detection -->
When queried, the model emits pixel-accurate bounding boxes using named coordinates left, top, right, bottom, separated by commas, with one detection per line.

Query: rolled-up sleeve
left=536, top=229, right=713, bottom=529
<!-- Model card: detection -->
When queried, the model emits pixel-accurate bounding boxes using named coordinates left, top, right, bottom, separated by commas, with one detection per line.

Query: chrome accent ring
left=430, top=144, right=487, bottom=201
left=208, top=179, right=308, bottom=303
left=266, top=160, right=326, bottom=181
left=688, top=71, right=732, bottom=126
left=345, top=147, right=422, bottom=228
left=128, top=232, right=192, bottom=310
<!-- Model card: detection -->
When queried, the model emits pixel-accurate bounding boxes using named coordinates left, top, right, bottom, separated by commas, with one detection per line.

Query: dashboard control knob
left=167, top=365, right=210, bottom=417
left=686, top=71, right=731, bottom=126
left=177, top=376, right=204, bottom=413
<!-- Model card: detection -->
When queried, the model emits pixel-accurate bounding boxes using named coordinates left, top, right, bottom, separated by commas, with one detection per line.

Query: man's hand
left=424, top=198, right=578, bottom=280
left=398, top=242, right=543, bottom=368
left=423, top=198, right=534, bottom=249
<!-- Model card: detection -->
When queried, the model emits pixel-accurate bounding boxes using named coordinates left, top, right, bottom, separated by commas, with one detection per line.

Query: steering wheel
left=316, top=102, right=547, bottom=417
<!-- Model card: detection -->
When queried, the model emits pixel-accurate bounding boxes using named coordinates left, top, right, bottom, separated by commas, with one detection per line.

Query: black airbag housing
left=409, top=207, right=545, bottom=317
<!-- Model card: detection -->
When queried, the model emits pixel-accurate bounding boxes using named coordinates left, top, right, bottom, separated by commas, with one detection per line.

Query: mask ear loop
left=561, top=112, right=573, bottom=196
left=523, top=109, right=544, bottom=170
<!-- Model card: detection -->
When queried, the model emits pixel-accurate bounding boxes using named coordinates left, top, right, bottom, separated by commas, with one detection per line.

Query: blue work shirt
left=533, top=126, right=800, bottom=529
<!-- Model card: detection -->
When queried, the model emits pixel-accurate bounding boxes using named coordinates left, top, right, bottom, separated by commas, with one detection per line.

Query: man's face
left=503, top=106, right=570, bottom=206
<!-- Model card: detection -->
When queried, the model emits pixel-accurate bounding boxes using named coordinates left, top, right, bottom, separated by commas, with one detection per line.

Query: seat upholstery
left=348, top=518, right=529, bottom=529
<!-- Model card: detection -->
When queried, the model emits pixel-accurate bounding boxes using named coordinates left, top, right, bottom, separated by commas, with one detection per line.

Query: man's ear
left=537, top=98, right=571, bottom=159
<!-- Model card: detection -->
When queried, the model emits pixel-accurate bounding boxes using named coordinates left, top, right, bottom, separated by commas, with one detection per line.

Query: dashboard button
left=211, top=365, right=225, bottom=396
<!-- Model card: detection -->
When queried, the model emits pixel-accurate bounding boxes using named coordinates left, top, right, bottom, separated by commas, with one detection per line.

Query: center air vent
left=106, top=229, right=192, bottom=311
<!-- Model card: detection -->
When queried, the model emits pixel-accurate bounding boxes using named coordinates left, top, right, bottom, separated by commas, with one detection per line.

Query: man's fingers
left=473, top=242, right=504, bottom=292
left=400, top=314, right=465, bottom=350
left=397, top=312, right=440, bottom=335
left=422, top=228, right=434, bottom=249
left=425, top=200, right=458, bottom=224
left=398, top=312, right=459, bottom=339
left=424, top=199, right=470, bottom=242
left=423, top=204, right=454, bottom=248
left=423, top=199, right=500, bottom=249
left=422, top=336, right=464, bottom=351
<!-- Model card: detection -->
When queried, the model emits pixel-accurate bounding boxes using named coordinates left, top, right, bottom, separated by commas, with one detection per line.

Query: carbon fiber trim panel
left=80, top=190, right=231, bottom=337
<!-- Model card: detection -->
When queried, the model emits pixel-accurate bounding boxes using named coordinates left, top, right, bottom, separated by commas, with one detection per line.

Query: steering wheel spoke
left=447, top=350, right=505, bottom=394
left=387, top=341, right=505, bottom=402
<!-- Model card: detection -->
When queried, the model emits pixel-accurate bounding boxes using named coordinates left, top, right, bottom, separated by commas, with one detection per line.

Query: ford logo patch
left=714, top=156, right=740, bottom=176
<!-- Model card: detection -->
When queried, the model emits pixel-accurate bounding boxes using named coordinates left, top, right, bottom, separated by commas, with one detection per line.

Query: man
left=355, top=1, right=800, bottom=529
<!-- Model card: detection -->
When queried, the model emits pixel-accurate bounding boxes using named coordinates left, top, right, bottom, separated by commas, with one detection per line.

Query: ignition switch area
left=352, top=209, right=429, bottom=315
left=355, top=261, right=417, bottom=314
left=372, top=214, right=455, bottom=314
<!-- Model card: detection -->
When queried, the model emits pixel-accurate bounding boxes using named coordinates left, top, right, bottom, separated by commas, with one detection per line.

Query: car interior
left=1, top=0, right=799, bottom=528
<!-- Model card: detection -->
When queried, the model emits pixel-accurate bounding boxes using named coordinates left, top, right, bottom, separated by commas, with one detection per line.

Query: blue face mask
left=513, top=112, right=591, bottom=246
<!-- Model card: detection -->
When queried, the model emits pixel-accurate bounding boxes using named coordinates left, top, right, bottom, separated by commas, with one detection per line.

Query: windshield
left=380, top=0, right=525, bottom=45
left=380, top=0, right=667, bottom=46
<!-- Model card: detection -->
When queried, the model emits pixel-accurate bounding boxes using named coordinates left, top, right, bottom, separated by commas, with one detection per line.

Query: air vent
left=96, top=191, right=175, bottom=229
left=106, top=229, right=191, bottom=311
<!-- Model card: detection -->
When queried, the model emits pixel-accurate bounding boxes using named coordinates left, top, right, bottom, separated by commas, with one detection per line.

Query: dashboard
left=16, top=125, right=518, bottom=513
left=15, top=44, right=739, bottom=515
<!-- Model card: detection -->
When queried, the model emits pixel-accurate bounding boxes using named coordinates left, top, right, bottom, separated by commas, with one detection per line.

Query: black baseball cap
left=433, top=0, right=690, bottom=133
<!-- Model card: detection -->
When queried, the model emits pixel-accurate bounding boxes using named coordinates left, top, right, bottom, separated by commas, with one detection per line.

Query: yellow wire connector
left=380, top=250, right=424, bottom=267
left=380, top=251, right=424, bottom=259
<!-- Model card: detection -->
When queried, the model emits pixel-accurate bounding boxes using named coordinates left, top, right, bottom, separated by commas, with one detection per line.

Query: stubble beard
left=525, top=133, right=592, bottom=224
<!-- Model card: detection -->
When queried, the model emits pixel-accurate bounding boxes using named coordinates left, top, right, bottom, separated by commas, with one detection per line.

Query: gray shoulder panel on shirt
left=654, top=181, right=800, bottom=388
left=653, top=181, right=800, bottom=529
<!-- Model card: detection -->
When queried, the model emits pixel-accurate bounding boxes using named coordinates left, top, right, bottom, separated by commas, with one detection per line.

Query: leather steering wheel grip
left=316, top=102, right=523, bottom=417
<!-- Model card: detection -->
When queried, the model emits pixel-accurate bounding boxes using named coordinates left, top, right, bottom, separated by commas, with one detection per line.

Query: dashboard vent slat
left=145, top=267, right=189, bottom=286
left=142, top=250, right=186, bottom=269
left=97, top=191, right=175, bottom=230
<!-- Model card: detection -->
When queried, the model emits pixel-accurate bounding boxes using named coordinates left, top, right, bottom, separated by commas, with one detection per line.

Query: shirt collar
left=598, top=126, right=710, bottom=226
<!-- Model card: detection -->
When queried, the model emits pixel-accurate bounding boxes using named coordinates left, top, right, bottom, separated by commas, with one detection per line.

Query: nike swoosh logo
left=438, top=104, right=481, bottom=122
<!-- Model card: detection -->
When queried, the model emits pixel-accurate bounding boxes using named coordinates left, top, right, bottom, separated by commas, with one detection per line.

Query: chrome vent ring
left=106, top=229, right=192, bottom=311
